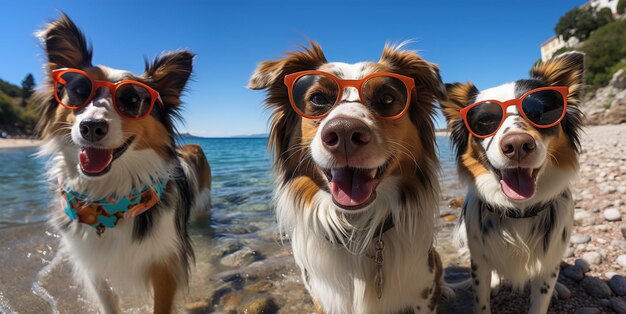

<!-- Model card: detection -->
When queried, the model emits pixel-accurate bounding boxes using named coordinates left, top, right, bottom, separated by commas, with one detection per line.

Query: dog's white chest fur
left=278, top=186, right=440, bottom=314
left=463, top=188, right=574, bottom=287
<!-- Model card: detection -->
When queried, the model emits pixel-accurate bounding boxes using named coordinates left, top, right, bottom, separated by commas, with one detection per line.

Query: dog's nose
left=321, top=117, right=371, bottom=155
left=500, top=133, right=536, bottom=161
left=79, top=119, right=109, bottom=143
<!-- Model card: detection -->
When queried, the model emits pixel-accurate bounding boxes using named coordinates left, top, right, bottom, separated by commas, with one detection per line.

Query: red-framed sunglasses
left=460, top=86, right=569, bottom=138
left=51, top=68, right=162, bottom=120
left=283, top=70, right=415, bottom=120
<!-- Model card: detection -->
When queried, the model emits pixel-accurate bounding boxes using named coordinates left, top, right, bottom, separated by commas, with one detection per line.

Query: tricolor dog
left=249, top=42, right=448, bottom=313
left=441, top=52, right=584, bottom=313
left=35, top=14, right=211, bottom=313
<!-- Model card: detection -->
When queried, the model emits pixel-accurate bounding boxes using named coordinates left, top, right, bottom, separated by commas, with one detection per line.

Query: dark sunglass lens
left=292, top=74, right=338, bottom=117
left=362, top=76, right=408, bottom=118
left=58, top=72, right=92, bottom=108
left=522, top=90, right=565, bottom=126
left=466, top=102, right=503, bottom=136
left=115, top=84, right=153, bottom=118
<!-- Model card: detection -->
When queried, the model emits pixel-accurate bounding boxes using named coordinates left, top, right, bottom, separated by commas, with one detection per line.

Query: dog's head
left=36, top=13, right=193, bottom=192
left=250, top=42, right=444, bottom=213
left=441, top=52, right=584, bottom=209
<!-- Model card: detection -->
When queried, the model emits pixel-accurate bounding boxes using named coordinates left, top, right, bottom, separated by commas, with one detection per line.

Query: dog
left=35, top=14, right=211, bottom=313
left=249, top=42, right=448, bottom=313
left=441, top=52, right=584, bottom=313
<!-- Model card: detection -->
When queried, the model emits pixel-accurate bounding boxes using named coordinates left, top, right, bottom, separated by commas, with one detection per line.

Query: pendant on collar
left=61, top=179, right=168, bottom=236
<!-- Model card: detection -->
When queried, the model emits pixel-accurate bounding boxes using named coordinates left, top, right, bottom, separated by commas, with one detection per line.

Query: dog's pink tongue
left=329, top=168, right=377, bottom=208
left=500, top=168, right=535, bottom=200
left=79, top=147, right=113, bottom=174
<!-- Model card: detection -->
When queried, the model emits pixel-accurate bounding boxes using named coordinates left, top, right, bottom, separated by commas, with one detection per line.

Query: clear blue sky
left=0, top=1, right=585, bottom=136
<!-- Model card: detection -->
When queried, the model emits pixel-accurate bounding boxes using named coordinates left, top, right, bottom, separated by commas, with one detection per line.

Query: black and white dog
left=441, top=52, right=584, bottom=313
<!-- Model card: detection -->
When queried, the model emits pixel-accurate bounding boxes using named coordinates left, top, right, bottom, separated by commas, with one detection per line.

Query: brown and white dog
left=35, top=14, right=211, bottom=313
left=249, top=42, right=448, bottom=313
left=441, top=52, right=584, bottom=313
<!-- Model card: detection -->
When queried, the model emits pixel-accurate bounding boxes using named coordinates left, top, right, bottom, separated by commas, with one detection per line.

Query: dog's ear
left=248, top=42, right=327, bottom=172
left=248, top=41, right=327, bottom=91
left=531, top=51, right=584, bottom=102
left=440, top=82, right=478, bottom=121
left=379, top=44, right=446, bottom=102
left=144, top=50, right=194, bottom=105
left=37, top=12, right=93, bottom=71
left=440, top=82, right=479, bottom=158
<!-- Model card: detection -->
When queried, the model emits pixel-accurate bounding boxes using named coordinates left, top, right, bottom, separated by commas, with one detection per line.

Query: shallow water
left=0, top=136, right=466, bottom=312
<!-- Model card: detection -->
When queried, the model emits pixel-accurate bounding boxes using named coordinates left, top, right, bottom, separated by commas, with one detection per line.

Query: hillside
left=553, top=18, right=626, bottom=125
left=0, top=78, right=39, bottom=136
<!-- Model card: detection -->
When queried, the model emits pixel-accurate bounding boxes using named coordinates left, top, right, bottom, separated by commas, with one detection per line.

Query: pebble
left=618, top=255, right=626, bottom=268
left=611, top=240, right=626, bottom=250
left=575, top=259, right=591, bottom=273
left=618, top=186, right=626, bottom=194
left=221, top=247, right=261, bottom=268
left=571, top=234, right=592, bottom=244
left=563, top=266, right=585, bottom=282
left=574, top=210, right=596, bottom=226
left=606, top=272, right=619, bottom=279
left=238, top=296, right=278, bottom=314
left=574, top=308, right=601, bottom=314
left=563, top=248, right=575, bottom=258
left=599, top=298, right=611, bottom=307
left=621, top=225, right=626, bottom=239
left=448, top=196, right=464, bottom=208
left=608, top=275, right=626, bottom=296
left=582, top=252, right=602, bottom=265
left=610, top=297, right=626, bottom=314
left=604, top=208, right=622, bottom=221
left=580, top=277, right=613, bottom=298
left=554, top=282, right=571, bottom=299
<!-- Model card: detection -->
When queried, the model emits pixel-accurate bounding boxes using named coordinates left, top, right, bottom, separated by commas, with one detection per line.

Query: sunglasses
left=283, top=71, right=415, bottom=120
left=51, top=68, right=162, bottom=120
left=460, top=86, right=569, bottom=138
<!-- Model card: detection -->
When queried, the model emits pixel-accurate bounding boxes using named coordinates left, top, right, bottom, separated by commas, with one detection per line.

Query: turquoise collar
left=61, top=179, right=168, bottom=236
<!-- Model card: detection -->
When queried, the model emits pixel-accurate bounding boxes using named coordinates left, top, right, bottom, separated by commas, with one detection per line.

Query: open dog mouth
left=322, top=161, right=390, bottom=211
left=497, top=167, right=541, bottom=201
left=79, top=136, right=135, bottom=177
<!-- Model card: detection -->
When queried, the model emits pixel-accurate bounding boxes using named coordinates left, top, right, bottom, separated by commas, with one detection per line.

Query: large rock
left=611, top=69, right=626, bottom=89
left=608, top=275, right=626, bottom=296
left=603, top=90, right=626, bottom=125
left=580, top=277, right=612, bottom=298
left=562, top=265, right=585, bottom=282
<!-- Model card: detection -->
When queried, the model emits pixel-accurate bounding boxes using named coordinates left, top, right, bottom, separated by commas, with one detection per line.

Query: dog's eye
left=381, top=94, right=395, bottom=105
left=310, top=93, right=332, bottom=106
left=73, top=85, right=89, bottom=96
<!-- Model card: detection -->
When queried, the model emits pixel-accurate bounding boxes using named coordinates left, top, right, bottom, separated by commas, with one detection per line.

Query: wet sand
left=0, top=139, right=42, bottom=149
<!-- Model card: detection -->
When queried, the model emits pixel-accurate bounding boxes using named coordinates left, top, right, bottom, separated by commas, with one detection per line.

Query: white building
left=539, top=0, right=621, bottom=61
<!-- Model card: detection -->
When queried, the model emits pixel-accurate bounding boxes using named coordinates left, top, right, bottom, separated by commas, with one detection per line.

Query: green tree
left=555, top=7, right=613, bottom=42
left=618, top=0, right=626, bottom=15
left=20, top=73, right=35, bottom=107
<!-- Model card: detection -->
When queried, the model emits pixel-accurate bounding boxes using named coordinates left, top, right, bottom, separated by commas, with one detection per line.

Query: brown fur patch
left=179, top=144, right=212, bottom=190
left=547, top=127, right=578, bottom=170
left=121, top=116, right=171, bottom=159
left=149, top=258, right=178, bottom=314
left=460, top=139, right=489, bottom=179
left=290, top=176, right=322, bottom=207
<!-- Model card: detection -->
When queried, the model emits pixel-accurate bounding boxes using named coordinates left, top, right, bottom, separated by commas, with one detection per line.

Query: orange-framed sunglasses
left=460, top=86, right=569, bottom=138
left=283, top=70, right=415, bottom=120
left=51, top=68, right=163, bottom=120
